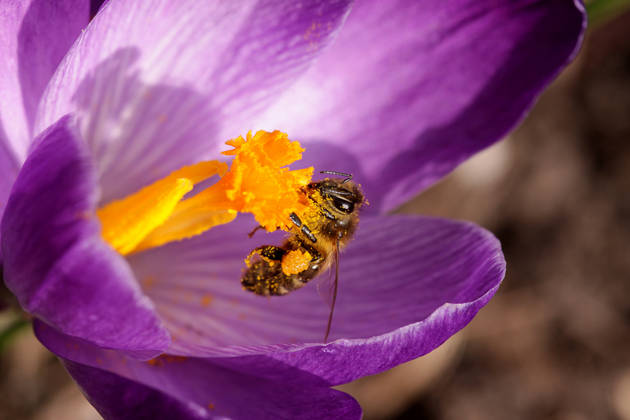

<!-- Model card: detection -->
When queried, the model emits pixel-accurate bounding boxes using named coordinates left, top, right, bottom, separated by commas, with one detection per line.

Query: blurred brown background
left=342, top=8, right=630, bottom=420
left=2, top=5, right=630, bottom=420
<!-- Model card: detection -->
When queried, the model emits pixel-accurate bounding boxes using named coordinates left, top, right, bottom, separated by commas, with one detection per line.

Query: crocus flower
left=0, top=0, right=585, bottom=418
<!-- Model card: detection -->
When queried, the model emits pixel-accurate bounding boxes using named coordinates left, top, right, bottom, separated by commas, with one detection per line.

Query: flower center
left=97, top=130, right=314, bottom=255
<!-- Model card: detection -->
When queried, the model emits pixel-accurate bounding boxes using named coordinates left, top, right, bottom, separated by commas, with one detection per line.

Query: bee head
left=315, top=177, right=364, bottom=216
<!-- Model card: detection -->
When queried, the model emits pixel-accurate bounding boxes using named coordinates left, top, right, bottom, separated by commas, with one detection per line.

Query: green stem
left=0, top=317, right=30, bottom=352
left=587, top=0, right=630, bottom=26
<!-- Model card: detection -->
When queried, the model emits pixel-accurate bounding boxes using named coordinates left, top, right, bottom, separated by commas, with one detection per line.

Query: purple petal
left=257, top=0, right=586, bottom=211
left=0, top=134, right=19, bottom=261
left=126, top=214, right=503, bottom=362
left=35, top=0, right=353, bottom=205
left=62, top=359, right=213, bottom=420
left=36, top=323, right=362, bottom=420
left=0, top=0, right=89, bottom=162
left=1, top=116, right=168, bottom=358
left=90, top=0, right=107, bottom=17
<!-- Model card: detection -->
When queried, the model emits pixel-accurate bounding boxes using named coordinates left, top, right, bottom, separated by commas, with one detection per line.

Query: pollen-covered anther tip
left=217, top=130, right=313, bottom=232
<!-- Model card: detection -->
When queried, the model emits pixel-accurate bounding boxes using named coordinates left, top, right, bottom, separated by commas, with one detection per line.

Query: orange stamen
left=97, top=130, right=313, bottom=255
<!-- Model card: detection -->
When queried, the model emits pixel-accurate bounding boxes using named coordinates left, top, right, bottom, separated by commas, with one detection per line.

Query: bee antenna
left=319, top=170, right=353, bottom=184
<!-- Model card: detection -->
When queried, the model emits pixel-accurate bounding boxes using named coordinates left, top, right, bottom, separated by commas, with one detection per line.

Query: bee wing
left=316, top=263, right=335, bottom=309
left=317, top=239, right=339, bottom=342
left=316, top=240, right=339, bottom=310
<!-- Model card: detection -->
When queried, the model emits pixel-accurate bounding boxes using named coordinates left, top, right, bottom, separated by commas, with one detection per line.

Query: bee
left=241, top=171, right=365, bottom=341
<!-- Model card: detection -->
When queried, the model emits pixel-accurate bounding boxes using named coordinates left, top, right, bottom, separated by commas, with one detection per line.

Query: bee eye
left=332, top=196, right=354, bottom=213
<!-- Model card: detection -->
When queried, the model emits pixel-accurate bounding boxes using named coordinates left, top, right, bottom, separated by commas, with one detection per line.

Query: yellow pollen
left=97, top=130, right=313, bottom=255
left=200, top=294, right=213, bottom=307
left=281, top=249, right=312, bottom=275
left=217, top=130, right=313, bottom=230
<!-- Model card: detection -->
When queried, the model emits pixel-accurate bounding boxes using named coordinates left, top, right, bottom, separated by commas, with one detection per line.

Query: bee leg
left=295, top=239, right=323, bottom=263
left=319, top=207, right=335, bottom=220
left=290, top=241, right=323, bottom=288
left=247, top=225, right=265, bottom=238
left=263, top=246, right=287, bottom=260
left=289, top=212, right=317, bottom=243
left=245, top=245, right=286, bottom=267
left=289, top=212, right=303, bottom=227
left=259, top=245, right=286, bottom=261
left=305, top=194, right=336, bottom=220
left=320, top=186, right=354, bottom=197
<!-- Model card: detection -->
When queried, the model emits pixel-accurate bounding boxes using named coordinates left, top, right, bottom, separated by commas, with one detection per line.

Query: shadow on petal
left=2, top=116, right=169, bottom=358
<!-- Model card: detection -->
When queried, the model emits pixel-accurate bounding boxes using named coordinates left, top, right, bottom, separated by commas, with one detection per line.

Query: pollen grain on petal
left=200, top=294, right=213, bottom=307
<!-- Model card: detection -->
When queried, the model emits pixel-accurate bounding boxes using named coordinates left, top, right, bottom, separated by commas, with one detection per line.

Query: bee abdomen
left=241, top=245, right=322, bottom=296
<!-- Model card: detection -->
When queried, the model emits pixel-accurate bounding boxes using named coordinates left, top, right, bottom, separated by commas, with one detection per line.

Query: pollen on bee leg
left=281, top=249, right=312, bottom=275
